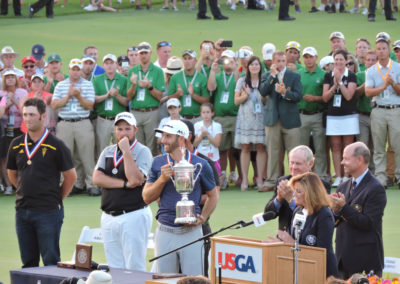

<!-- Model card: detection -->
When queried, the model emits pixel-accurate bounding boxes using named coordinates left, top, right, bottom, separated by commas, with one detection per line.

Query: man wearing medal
left=127, top=42, right=165, bottom=156
left=7, top=98, right=76, bottom=268
left=92, top=112, right=153, bottom=271
left=143, top=120, right=218, bottom=276
left=168, top=50, right=210, bottom=124
left=365, top=33, right=400, bottom=188
left=93, top=54, right=129, bottom=158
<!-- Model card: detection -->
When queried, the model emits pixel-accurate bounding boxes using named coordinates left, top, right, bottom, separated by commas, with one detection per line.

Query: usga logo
left=218, top=252, right=256, bottom=273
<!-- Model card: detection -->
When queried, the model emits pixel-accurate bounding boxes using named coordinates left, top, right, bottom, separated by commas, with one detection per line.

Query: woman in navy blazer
left=275, top=172, right=338, bottom=278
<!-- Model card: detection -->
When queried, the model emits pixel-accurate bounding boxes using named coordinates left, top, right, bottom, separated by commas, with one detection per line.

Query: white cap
left=262, top=43, right=276, bottom=60
left=155, top=120, right=189, bottom=139
left=82, top=55, right=96, bottom=63
left=138, top=42, right=152, bottom=53
left=319, top=56, right=334, bottom=69
left=376, top=32, right=390, bottom=40
left=330, top=31, right=345, bottom=40
left=69, top=58, right=82, bottom=69
left=2, top=69, right=17, bottom=77
left=103, top=54, right=117, bottom=63
left=166, top=98, right=181, bottom=108
left=1, top=46, right=19, bottom=58
left=114, top=112, right=137, bottom=127
left=393, top=40, right=400, bottom=50
left=302, top=46, right=318, bottom=57
left=285, top=41, right=301, bottom=51
left=182, top=50, right=197, bottom=59
left=31, top=73, right=44, bottom=81
left=221, top=50, right=235, bottom=59
left=85, top=270, right=113, bottom=284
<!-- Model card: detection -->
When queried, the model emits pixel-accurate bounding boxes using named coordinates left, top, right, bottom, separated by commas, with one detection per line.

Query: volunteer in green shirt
left=93, top=54, right=129, bottom=157
left=168, top=50, right=209, bottom=121
left=44, top=53, right=69, bottom=94
left=126, top=42, right=165, bottom=155
left=298, top=47, right=328, bottom=180
left=196, top=40, right=216, bottom=79
left=208, top=49, right=239, bottom=189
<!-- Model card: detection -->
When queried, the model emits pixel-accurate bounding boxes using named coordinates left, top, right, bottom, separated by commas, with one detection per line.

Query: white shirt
left=194, top=120, right=222, bottom=162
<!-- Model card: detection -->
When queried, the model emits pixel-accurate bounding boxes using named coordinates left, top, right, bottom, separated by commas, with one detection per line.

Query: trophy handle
left=193, top=163, right=203, bottom=184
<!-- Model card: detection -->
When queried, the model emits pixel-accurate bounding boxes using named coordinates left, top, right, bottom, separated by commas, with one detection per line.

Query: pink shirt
left=0, top=89, right=28, bottom=128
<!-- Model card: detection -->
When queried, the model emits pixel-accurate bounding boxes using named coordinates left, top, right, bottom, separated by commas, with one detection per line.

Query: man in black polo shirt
left=92, top=112, right=153, bottom=271
left=7, top=98, right=76, bottom=268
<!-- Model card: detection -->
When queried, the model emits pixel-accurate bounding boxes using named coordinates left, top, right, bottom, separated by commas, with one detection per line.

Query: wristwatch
left=148, top=85, right=154, bottom=91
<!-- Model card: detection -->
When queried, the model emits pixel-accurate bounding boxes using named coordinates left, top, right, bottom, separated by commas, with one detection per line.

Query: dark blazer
left=335, top=170, right=387, bottom=275
left=290, top=206, right=339, bottom=278
left=264, top=175, right=331, bottom=231
left=260, top=69, right=302, bottom=129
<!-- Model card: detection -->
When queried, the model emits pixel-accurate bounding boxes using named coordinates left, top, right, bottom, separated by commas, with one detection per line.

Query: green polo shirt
left=295, top=62, right=304, bottom=72
left=213, top=71, right=238, bottom=117
left=44, top=74, right=69, bottom=94
left=168, top=70, right=209, bottom=116
left=356, top=71, right=371, bottom=114
left=93, top=73, right=128, bottom=117
left=390, top=51, right=398, bottom=62
left=261, top=61, right=270, bottom=74
left=200, top=64, right=211, bottom=79
left=359, top=63, right=366, bottom=72
left=298, top=66, right=326, bottom=112
left=127, top=62, right=165, bottom=109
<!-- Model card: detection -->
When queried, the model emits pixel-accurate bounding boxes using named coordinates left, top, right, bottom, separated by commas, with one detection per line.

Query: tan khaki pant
left=95, top=117, right=116, bottom=158
left=131, top=109, right=159, bottom=156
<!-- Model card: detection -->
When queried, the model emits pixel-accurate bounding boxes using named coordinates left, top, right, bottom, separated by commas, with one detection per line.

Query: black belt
left=299, top=110, right=323, bottom=115
left=132, top=107, right=158, bottom=112
left=358, top=111, right=370, bottom=116
left=98, top=115, right=115, bottom=120
left=183, top=115, right=200, bottom=119
left=377, top=104, right=400, bottom=109
left=105, top=205, right=147, bottom=217
left=59, top=117, right=89, bottom=122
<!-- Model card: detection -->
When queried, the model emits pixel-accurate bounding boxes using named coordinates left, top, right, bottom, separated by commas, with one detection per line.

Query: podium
left=210, top=236, right=326, bottom=284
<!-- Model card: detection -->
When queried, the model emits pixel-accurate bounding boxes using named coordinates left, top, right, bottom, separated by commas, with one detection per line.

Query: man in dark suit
left=260, top=50, right=302, bottom=192
left=278, top=0, right=295, bottom=21
left=264, top=145, right=331, bottom=230
left=331, top=142, right=386, bottom=278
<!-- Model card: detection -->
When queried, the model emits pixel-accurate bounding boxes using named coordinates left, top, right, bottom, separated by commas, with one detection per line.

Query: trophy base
left=174, top=216, right=197, bottom=224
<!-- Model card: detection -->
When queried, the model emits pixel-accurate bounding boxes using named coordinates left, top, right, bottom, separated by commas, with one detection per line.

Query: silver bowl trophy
left=173, top=147, right=202, bottom=224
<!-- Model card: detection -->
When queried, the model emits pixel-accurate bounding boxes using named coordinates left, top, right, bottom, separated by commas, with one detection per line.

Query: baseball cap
left=163, top=56, right=183, bottom=75
left=376, top=32, right=390, bottom=41
left=393, top=40, right=400, bottom=50
left=22, top=56, right=37, bottom=65
left=302, top=47, right=318, bottom=57
left=155, top=120, right=189, bottom=139
left=85, top=270, right=113, bottom=284
left=31, top=44, right=45, bottom=60
left=262, top=43, right=276, bottom=60
left=3, top=69, right=17, bottom=77
left=103, top=54, right=117, bottom=63
left=117, top=55, right=129, bottom=66
left=166, top=98, right=181, bottom=108
left=1, top=46, right=19, bottom=58
left=330, top=31, right=345, bottom=40
left=319, top=56, right=334, bottom=69
left=138, top=42, right=152, bottom=53
left=114, top=112, right=137, bottom=126
left=48, top=53, right=61, bottom=63
left=182, top=50, right=197, bottom=59
left=221, top=50, right=235, bottom=59
left=286, top=41, right=301, bottom=51
left=82, top=54, right=96, bottom=63
left=31, top=73, right=44, bottom=81
left=69, top=58, right=82, bottom=69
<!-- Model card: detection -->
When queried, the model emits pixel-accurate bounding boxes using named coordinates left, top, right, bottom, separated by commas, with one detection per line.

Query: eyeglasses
left=157, top=41, right=171, bottom=48
left=346, top=62, right=355, bottom=66
left=23, top=65, right=35, bottom=69
left=128, top=46, right=138, bottom=51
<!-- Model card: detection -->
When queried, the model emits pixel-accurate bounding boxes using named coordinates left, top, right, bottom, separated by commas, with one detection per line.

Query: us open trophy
left=173, top=147, right=202, bottom=224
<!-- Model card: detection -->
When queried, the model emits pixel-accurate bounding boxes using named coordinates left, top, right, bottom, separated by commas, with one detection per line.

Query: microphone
left=241, top=211, right=277, bottom=228
left=293, top=210, right=307, bottom=231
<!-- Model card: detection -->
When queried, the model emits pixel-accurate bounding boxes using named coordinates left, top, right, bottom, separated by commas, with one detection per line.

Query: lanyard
left=223, top=71, right=233, bottom=91
left=113, top=139, right=138, bottom=168
left=376, top=59, right=393, bottom=82
left=139, top=70, right=150, bottom=81
left=201, top=65, right=208, bottom=78
left=24, top=128, right=50, bottom=164
left=182, top=70, right=198, bottom=91
left=104, top=78, right=116, bottom=93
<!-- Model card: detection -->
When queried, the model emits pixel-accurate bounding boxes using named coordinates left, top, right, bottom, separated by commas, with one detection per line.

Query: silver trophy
left=173, top=147, right=202, bottom=224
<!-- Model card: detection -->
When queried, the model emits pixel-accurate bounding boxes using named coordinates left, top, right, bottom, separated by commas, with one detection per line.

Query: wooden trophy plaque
left=75, top=244, right=92, bottom=271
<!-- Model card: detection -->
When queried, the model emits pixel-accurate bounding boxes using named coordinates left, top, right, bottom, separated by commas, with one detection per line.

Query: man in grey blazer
left=260, top=50, right=302, bottom=191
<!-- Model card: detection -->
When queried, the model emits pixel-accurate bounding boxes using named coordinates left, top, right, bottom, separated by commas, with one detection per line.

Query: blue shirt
left=147, top=151, right=216, bottom=227
left=94, top=65, right=105, bottom=76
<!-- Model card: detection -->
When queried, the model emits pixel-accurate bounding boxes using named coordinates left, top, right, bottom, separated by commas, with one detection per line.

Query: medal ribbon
left=167, top=149, right=192, bottom=166
left=376, top=59, right=393, bottom=83
left=113, top=139, right=138, bottom=168
left=24, top=128, right=49, bottom=162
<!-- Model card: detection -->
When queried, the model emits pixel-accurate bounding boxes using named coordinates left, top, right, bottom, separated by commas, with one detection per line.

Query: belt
left=105, top=205, right=147, bottom=217
left=299, top=110, right=323, bottom=115
left=132, top=107, right=158, bottom=112
left=183, top=115, right=200, bottom=119
left=157, top=222, right=199, bottom=234
left=98, top=115, right=115, bottom=120
left=59, top=117, right=89, bottom=122
left=377, top=104, right=400, bottom=109
left=358, top=111, right=370, bottom=116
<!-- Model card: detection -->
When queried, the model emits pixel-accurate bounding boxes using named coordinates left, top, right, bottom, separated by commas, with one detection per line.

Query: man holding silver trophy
left=143, top=120, right=219, bottom=276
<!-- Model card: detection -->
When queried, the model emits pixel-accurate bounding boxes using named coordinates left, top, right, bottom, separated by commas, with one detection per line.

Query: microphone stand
left=292, top=225, right=302, bottom=284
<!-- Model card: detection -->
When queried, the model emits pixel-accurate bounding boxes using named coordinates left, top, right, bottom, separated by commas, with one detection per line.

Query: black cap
left=117, top=55, right=130, bottom=66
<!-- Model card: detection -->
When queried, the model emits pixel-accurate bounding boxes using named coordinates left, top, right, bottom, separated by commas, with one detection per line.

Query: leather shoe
left=386, top=16, right=397, bottom=20
left=279, top=16, right=295, bottom=20
left=368, top=16, right=375, bottom=21
left=214, top=14, right=228, bottom=20
left=197, top=15, right=211, bottom=19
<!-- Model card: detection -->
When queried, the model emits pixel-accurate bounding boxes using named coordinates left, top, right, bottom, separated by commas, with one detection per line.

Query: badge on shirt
left=254, top=102, right=262, bottom=113
left=382, top=89, right=390, bottom=99
left=333, top=94, right=342, bottom=108
left=184, top=94, right=192, bottom=107
left=352, top=203, right=363, bottom=212
left=306, top=235, right=317, bottom=246
left=220, top=91, right=229, bottom=104
left=70, top=102, right=77, bottom=112
left=137, top=88, right=146, bottom=101
left=105, top=98, right=113, bottom=111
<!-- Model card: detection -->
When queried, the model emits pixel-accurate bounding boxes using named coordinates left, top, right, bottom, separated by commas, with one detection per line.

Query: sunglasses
left=138, top=46, right=150, bottom=51
left=287, top=41, right=300, bottom=49
left=128, top=46, right=138, bottom=51
left=71, top=60, right=82, bottom=64
left=346, top=62, right=355, bottom=66
left=23, top=65, right=35, bottom=69
left=158, top=41, right=171, bottom=48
